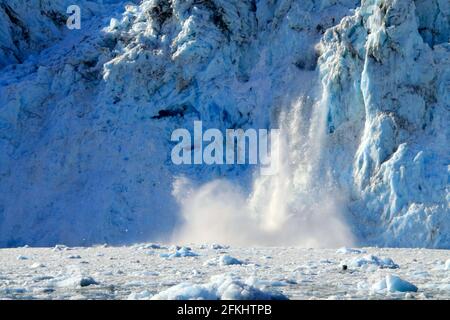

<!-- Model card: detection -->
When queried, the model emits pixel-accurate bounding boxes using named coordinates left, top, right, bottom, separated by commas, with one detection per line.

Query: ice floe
left=372, top=275, right=418, bottom=293
left=151, top=274, right=288, bottom=300
left=336, top=247, right=366, bottom=254
left=160, top=247, right=199, bottom=258
left=348, top=255, right=399, bottom=269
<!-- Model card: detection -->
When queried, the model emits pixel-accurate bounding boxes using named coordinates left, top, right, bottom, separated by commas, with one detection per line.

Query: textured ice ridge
left=0, top=0, right=448, bottom=248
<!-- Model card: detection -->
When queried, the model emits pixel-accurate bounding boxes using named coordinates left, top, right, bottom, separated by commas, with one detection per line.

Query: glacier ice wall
left=0, top=0, right=448, bottom=248
left=0, top=0, right=113, bottom=68
left=317, top=0, right=449, bottom=247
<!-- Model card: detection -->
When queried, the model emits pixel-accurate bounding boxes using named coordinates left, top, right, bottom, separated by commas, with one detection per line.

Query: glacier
left=0, top=0, right=448, bottom=248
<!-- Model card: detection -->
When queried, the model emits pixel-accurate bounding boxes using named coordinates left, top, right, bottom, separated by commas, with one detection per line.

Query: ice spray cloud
left=171, top=98, right=355, bottom=248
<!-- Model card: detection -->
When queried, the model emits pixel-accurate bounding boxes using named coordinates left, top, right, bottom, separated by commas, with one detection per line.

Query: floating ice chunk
left=17, top=255, right=28, bottom=260
left=30, top=263, right=46, bottom=269
left=128, top=290, right=152, bottom=300
left=142, top=271, right=160, bottom=277
left=80, top=277, right=99, bottom=287
left=151, top=274, right=288, bottom=300
left=336, top=247, right=366, bottom=254
left=219, top=255, right=243, bottom=266
left=160, top=247, right=199, bottom=258
left=191, top=269, right=202, bottom=277
left=176, top=247, right=199, bottom=257
left=139, top=243, right=165, bottom=250
left=349, top=255, right=399, bottom=269
left=204, top=255, right=244, bottom=266
left=218, top=279, right=287, bottom=300
left=151, top=283, right=217, bottom=300
left=1, top=287, right=27, bottom=295
left=56, top=276, right=99, bottom=288
left=211, top=244, right=230, bottom=250
left=386, top=275, right=418, bottom=292
left=52, top=245, right=68, bottom=252
left=372, top=275, right=418, bottom=293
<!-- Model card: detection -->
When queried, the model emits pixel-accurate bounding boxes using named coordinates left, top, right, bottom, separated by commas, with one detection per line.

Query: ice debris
left=348, top=255, right=399, bottom=269
left=151, top=274, right=288, bottom=300
left=30, top=263, right=46, bottom=269
left=372, top=275, right=418, bottom=293
left=205, top=255, right=244, bottom=266
left=336, top=247, right=366, bottom=254
left=160, top=247, right=199, bottom=258
left=55, top=276, right=99, bottom=288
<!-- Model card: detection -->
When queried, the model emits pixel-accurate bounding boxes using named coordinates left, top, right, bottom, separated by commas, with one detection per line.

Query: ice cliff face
left=317, top=0, right=449, bottom=247
left=0, top=0, right=448, bottom=248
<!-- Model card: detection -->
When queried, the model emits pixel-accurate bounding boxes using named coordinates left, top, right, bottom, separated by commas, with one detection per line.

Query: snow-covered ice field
left=0, top=245, right=449, bottom=300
